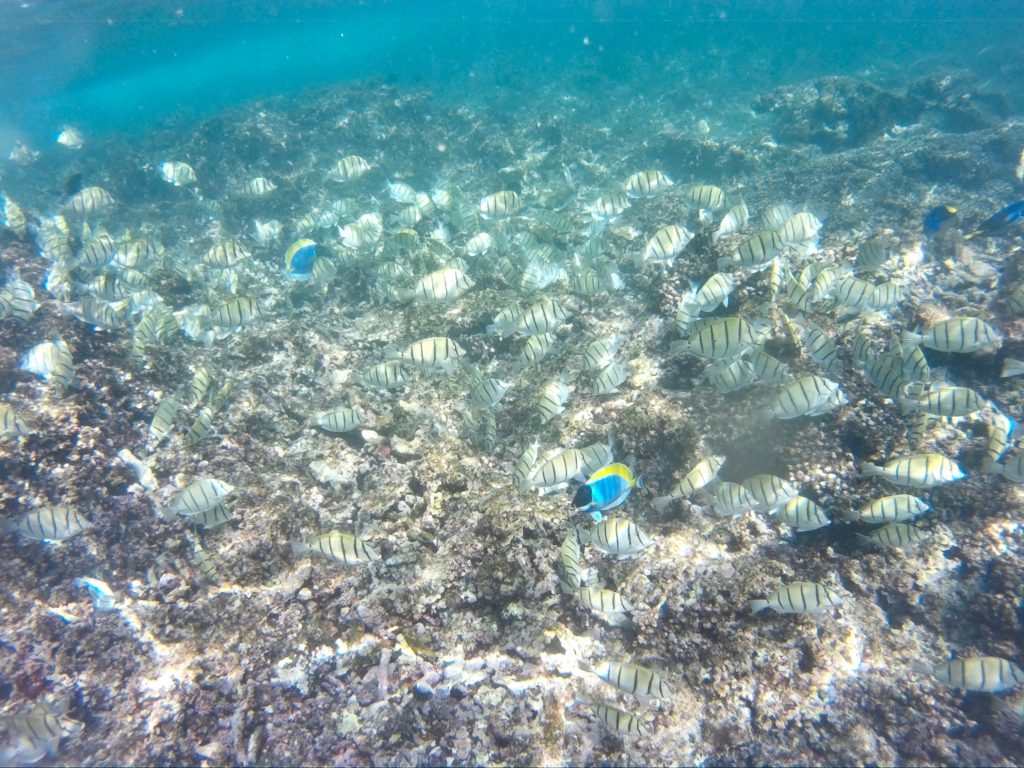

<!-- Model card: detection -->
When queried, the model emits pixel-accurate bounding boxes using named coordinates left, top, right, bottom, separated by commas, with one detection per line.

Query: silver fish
left=749, top=581, right=843, bottom=615
left=912, top=656, right=1024, bottom=693
left=291, top=530, right=381, bottom=565
left=3, top=506, right=93, bottom=542
left=312, top=406, right=365, bottom=433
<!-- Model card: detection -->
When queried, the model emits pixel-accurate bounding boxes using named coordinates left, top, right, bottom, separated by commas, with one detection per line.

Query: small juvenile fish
left=778, top=496, right=830, bottom=532
left=856, top=522, right=929, bottom=549
left=209, top=297, right=264, bottom=329
left=584, top=661, right=669, bottom=700
left=555, top=528, right=585, bottom=590
left=900, top=386, right=987, bottom=418
left=582, top=335, right=619, bottom=370
left=190, top=503, right=235, bottom=529
left=718, top=230, right=784, bottom=270
left=902, top=317, right=1001, bottom=354
left=361, top=361, right=412, bottom=389
left=183, top=405, right=218, bottom=447
left=579, top=438, right=616, bottom=476
left=0, top=403, right=33, bottom=438
left=573, top=465, right=643, bottom=521
left=859, top=453, right=965, bottom=488
left=590, top=702, right=647, bottom=737
left=747, top=348, right=789, bottom=384
left=982, top=412, right=1016, bottom=472
left=713, top=200, right=749, bottom=242
left=72, top=576, right=116, bottom=611
left=641, top=224, right=693, bottom=269
left=912, top=656, right=1024, bottom=693
left=22, top=339, right=75, bottom=393
left=478, top=190, right=522, bottom=217
left=742, top=473, right=799, bottom=512
left=762, top=375, right=846, bottom=420
left=684, top=183, right=726, bottom=210
left=844, top=494, right=930, bottom=524
left=486, top=304, right=525, bottom=338
left=169, top=478, right=234, bottom=517
left=148, top=395, right=180, bottom=448
left=712, top=482, right=759, bottom=517
left=536, top=381, right=570, bottom=424
left=159, top=161, right=197, bottom=187
left=240, top=177, right=277, bottom=197
left=587, top=191, right=631, bottom=220
left=592, top=362, right=628, bottom=395
left=856, top=237, right=890, bottom=271
left=65, top=186, right=115, bottom=215
left=749, top=581, right=843, bottom=615
left=623, top=169, right=672, bottom=196
left=3, top=506, right=93, bottom=542
left=777, top=211, right=822, bottom=252
left=653, top=456, right=726, bottom=510
left=192, top=541, right=221, bottom=584
left=899, top=342, right=931, bottom=383
left=577, top=586, right=632, bottom=615
left=311, top=406, right=365, bottom=433
left=583, top=517, right=652, bottom=557
left=705, top=359, right=753, bottom=394
left=515, top=333, right=556, bottom=370
left=515, top=298, right=571, bottom=335
left=291, top=530, right=381, bottom=565
left=393, top=337, right=466, bottom=373
left=410, top=267, right=474, bottom=302
left=693, top=272, right=734, bottom=313
left=204, top=239, right=250, bottom=267
left=760, top=203, right=795, bottom=230
left=800, top=322, right=841, bottom=374
left=513, top=440, right=540, bottom=493
left=332, top=155, right=371, bottom=181
left=470, top=377, right=511, bottom=410
left=56, top=126, right=84, bottom=149
left=672, top=316, right=761, bottom=361
left=529, top=448, right=586, bottom=492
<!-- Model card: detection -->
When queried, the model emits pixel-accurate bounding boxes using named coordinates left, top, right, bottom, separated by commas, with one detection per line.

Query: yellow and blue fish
left=572, top=462, right=643, bottom=521
left=284, top=238, right=317, bottom=280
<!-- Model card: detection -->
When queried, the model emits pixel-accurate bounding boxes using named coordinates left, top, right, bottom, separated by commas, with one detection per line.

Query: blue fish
left=923, top=205, right=957, bottom=236
left=965, top=200, right=1024, bottom=240
left=283, top=238, right=317, bottom=280
left=572, top=463, right=643, bottom=522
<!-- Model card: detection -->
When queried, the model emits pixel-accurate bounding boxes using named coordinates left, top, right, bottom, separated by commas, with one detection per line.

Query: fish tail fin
left=898, top=398, right=919, bottom=417
left=1001, top=358, right=1024, bottom=378
left=652, top=495, right=673, bottom=512
left=748, top=599, right=769, bottom=614
left=855, top=533, right=874, bottom=547
left=910, top=660, right=933, bottom=677
left=290, top=540, right=309, bottom=556
left=859, top=462, right=883, bottom=478
left=901, top=329, right=924, bottom=346
left=982, top=459, right=1004, bottom=476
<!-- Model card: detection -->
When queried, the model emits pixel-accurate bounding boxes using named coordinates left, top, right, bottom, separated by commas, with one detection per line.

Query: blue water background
left=0, top=0, right=1020, bottom=156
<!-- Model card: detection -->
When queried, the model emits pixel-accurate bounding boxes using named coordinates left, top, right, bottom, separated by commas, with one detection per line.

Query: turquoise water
left=3, top=2, right=1024, bottom=764
left=2, top=1, right=1019, bottom=151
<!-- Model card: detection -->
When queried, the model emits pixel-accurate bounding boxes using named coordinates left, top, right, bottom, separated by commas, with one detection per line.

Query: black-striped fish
left=291, top=530, right=381, bottom=565
left=912, top=656, right=1024, bottom=693
left=3, top=506, right=93, bottom=542
left=749, top=581, right=843, bottom=615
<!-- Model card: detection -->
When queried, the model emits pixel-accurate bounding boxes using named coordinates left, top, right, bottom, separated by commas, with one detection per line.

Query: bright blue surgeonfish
left=284, top=238, right=317, bottom=279
left=923, top=204, right=957, bottom=236
left=964, top=200, right=1024, bottom=240
left=572, top=462, right=643, bottom=522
